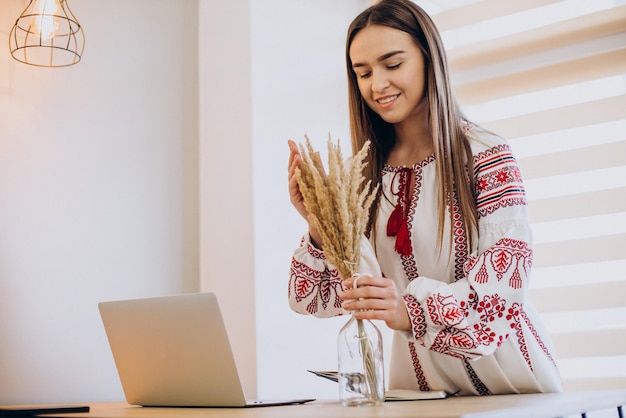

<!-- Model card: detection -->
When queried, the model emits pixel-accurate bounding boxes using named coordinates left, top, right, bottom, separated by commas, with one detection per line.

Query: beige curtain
left=431, top=0, right=626, bottom=390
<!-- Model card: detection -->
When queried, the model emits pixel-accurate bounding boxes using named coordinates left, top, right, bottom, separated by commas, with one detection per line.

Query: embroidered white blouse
left=288, top=126, right=563, bottom=395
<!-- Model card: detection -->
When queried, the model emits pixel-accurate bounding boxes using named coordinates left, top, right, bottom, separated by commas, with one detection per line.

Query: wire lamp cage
left=9, top=0, right=85, bottom=67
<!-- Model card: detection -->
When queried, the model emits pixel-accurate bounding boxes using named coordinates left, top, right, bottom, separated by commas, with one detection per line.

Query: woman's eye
left=358, top=72, right=371, bottom=79
left=387, top=63, right=402, bottom=70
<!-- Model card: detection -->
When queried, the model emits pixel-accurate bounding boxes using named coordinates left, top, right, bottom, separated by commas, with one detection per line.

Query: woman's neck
left=387, top=105, right=433, bottom=167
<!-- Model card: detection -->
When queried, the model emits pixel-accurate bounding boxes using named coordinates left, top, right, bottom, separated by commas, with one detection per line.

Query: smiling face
left=349, top=25, right=427, bottom=127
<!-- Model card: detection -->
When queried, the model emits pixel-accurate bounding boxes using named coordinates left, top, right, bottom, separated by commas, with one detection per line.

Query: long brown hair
left=346, top=0, right=478, bottom=251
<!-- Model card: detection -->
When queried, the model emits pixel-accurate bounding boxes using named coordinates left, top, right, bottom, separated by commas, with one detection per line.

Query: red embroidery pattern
left=474, top=144, right=527, bottom=218
left=426, top=293, right=466, bottom=327
left=506, top=302, right=532, bottom=371
left=472, top=321, right=502, bottom=346
left=403, top=294, right=427, bottom=339
left=464, top=238, right=532, bottom=288
left=412, top=236, right=534, bottom=360
left=289, top=259, right=343, bottom=315
left=430, top=328, right=478, bottom=359
left=401, top=160, right=428, bottom=281
left=462, top=291, right=479, bottom=312
left=461, top=292, right=507, bottom=347
left=476, top=294, right=507, bottom=322
left=408, top=341, right=431, bottom=392
left=301, top=236, right=325, bottom=259
left=520, top=308, right=558, bottom=369
left=451, top=191, right=468, bottom=281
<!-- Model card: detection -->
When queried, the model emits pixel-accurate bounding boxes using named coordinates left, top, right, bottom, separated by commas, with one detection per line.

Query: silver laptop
left=98, top=292, right=315, bottom=408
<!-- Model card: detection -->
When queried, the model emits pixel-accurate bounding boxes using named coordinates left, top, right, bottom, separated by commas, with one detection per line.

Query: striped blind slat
left=483, top=95, right=626, bottom=139
left=519, top=141, right=626, bottom=179
left=433, top=0, right=563, bottom=31
left=447, top=6, right=626, bottom=70
left=533, top=233, right=626, bottom=268
left=455, top=48, right=626, bottom=104
left=529, top=187, right=626, bottom=222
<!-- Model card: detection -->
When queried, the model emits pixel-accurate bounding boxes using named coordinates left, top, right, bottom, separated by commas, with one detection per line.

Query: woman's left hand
left=340, top=275, right=411, bottom=332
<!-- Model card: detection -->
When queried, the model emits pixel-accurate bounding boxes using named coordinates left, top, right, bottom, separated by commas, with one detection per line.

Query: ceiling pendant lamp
left=9, top=0, right=85, bottom=67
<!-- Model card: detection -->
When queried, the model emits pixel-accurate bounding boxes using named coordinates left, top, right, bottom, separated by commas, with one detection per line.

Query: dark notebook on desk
left=98, top=292, right=314, bottom=408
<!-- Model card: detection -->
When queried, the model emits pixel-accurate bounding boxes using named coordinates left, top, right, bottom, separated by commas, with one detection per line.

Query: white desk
left=19, top=389, right=626, bottom=418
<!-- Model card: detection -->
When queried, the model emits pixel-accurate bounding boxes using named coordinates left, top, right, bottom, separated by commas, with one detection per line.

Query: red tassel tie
left=386, top=204, right=403, bottom=236
left=387, top=168, right=413, bottom=257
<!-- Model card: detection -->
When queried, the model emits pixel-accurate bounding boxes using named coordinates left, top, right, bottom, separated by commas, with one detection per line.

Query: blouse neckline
left=383, top=154, right=436, bottom=173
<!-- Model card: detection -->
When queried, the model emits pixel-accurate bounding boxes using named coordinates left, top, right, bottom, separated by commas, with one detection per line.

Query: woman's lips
left=376, top=94, right=399, bottom=108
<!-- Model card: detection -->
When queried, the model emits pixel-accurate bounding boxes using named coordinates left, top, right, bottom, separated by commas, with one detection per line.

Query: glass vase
left=337, top=314, right=385, bottom=406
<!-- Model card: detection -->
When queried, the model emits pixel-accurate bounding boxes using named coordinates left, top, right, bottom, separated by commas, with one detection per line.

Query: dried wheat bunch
left=297, top=134, right=378, bottom=280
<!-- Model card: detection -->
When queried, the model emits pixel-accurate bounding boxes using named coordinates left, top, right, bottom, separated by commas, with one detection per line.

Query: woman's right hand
left=287, top=140, right=323, bottom=247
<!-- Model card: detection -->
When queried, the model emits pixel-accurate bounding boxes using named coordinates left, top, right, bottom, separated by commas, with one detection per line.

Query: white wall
left=0, top=0, right=198, bottom=404
left=198, top=0, right=257, bottom=399
left=250, top=0, right=371, bottom=400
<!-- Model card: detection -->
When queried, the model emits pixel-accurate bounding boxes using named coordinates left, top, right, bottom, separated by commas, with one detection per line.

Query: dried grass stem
left=296, top=134, right=378, bottom=279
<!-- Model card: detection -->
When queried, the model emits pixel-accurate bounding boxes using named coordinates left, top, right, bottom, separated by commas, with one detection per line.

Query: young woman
left=287, top=0, right=562, bottom=395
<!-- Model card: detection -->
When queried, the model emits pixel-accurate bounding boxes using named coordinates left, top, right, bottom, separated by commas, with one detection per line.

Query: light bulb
left=31, top=0, right=62, bottom=41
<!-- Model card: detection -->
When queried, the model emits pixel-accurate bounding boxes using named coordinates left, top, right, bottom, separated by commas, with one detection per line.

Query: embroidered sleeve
left=289, top=234, right=383, bottom=318
left=474, top=143, right=527, bottom=220
left=288, top=235, right=345, bottom=318
left=401, top=143, right=535, bottom=360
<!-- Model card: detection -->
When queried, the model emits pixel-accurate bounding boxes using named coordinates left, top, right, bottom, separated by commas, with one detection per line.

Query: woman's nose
left=371, top=71, right=390, bottom=93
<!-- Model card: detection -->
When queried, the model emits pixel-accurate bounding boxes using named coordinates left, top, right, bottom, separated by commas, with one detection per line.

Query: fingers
left=287, top=139, right=310, bottom=221
left=287, top=139, right=301, bottom=172
left=339, top=276, right=411, bottom=331
left=340, top=275, right=393, bottom=306
left=287, top=140, right=302, bottom=191
left=342, top=275, right=388, bottom=294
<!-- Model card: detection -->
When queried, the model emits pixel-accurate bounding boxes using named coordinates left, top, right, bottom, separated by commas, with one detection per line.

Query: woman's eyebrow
left=378, top=50, right=405, bottom=61
left=352, top=50, right=406, bottom=68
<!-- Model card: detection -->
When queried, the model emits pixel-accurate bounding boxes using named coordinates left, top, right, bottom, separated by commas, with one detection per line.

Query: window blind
left=427, top=0, right=626, bottom=391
